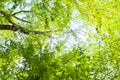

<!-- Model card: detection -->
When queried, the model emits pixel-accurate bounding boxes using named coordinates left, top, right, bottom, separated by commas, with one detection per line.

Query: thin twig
left=13, top=15, right=31, bottom=23
left=102, top=70, right=114, bottom=80
left=13, top=10, right=34, bottom=16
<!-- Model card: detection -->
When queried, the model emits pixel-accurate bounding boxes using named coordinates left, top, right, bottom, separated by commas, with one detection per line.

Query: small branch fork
left=12, top=10, right=34, bottom=23
left=13, top=15, right=31, bottom=23
left=0, top=10, right=58, bottom=35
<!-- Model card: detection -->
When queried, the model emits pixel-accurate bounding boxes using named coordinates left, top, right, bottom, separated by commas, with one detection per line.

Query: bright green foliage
left=0, top=0, right=120, bottom=80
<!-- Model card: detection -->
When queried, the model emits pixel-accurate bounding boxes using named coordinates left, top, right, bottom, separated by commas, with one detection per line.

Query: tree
left=0, top=0, right=120, bottom=80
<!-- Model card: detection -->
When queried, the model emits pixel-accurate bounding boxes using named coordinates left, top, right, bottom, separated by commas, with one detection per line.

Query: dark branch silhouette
left=0, top=24, right=58, bottom=35
left=13, top=15, right=31, bottom=23
left=13, top=10, right=34, bottom=16
left=0, top=25, right=14, bottom=30
left=0, top=24, right=28, bottom=34
left=0, top=10, right=59, bottom=36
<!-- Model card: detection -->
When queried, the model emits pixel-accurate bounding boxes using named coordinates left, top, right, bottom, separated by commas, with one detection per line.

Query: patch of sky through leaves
left=49, top=10, right=89, bottom=53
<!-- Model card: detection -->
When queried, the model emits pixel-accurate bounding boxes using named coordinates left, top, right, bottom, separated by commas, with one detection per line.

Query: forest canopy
left=0, top=0, right=120, bottom=80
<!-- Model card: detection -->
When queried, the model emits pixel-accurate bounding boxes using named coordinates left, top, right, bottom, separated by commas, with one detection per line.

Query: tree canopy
left=0, top=0, right=120, bottom=80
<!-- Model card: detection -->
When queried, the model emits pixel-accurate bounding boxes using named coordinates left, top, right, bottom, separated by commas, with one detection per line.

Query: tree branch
left=13, top=15, right=31, bottom=23
left=0, top=24, right=14, bottom=30
left=0, top=10, right=59, bottom=36
left=0, top=24, right=28, bottom=34
left=0, top=24, right=59, bottom=35
left=13, top=10, right=34, bottom=16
